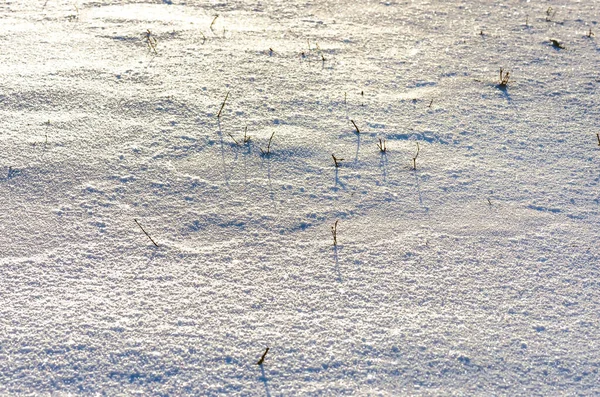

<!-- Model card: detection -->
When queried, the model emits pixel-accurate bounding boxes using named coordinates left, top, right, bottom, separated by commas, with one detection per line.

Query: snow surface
left=1, top=0, right=600, bottom=395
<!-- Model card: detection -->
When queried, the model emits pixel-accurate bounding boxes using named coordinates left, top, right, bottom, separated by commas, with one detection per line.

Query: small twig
left=134, top=219, right=159, bottom=247
left=350, top=120, right=360, bottom=134
left=588, top=28, right=595, bottom=38
left=216, top=91, right=229, bottom=119
left=377, top=138, right=387, bottom=153
left=257, top=347, right=269, bottom=365
left=210, top=15, right=219, bottom=31
left=331, top=220, right=339, bottom=246
left=332, top=154, right=343, bottom=168
left=243, top=126, right=251, bottom=144
left=412, top=142, right=420, bottom=170
left=260, top=132, right=276, bottom=155
left=200, top=31, right=207, bottom=44
left=487, top=198, right=492, bottom=206
left=596, top=133, right=600, bottom=146
left=428, top=99, right=433, bottom=108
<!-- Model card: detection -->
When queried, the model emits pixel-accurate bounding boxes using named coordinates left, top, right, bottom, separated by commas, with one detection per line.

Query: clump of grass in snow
left=243, top=126, right=251, bottom=144
left=144, top=29, right=158, bottom=54
left=226, top=126, right=251, bottom=146
left=498, top=68, right=510, bottom=88
left=260, top=132, right=276, bottom=156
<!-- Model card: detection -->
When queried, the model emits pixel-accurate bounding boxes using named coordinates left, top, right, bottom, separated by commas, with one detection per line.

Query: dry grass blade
left=210, top=15, right=219, bottom=31
left=331, top=220, right=339, bottom=246
left=134, top=218, right=159, bottom=247
left=257, top=347, right=269, bottom=365
left=377, top=138, right=387, bottom=153
left=217, top=91, right=229, bottom=119
left=412, top=142, right=420, bottom=170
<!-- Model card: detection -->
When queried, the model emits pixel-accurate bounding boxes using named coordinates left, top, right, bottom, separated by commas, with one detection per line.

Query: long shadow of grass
left=333, top=245, right=342, bottom=282
left=260, top=365, right=271, bottom=397
left=217, top=119, right=231, bottom=187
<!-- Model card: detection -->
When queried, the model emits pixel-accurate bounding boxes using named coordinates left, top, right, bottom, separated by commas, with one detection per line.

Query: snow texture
left=1, top=0, right=599, bottom=395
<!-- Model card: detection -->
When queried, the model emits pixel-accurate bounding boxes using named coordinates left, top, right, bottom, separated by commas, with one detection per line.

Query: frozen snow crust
left=1, top=0, right=599, bottom=395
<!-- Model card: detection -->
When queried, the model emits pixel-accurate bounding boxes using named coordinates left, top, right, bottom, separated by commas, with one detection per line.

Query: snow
left=1, top=0, right=599, bottom=394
